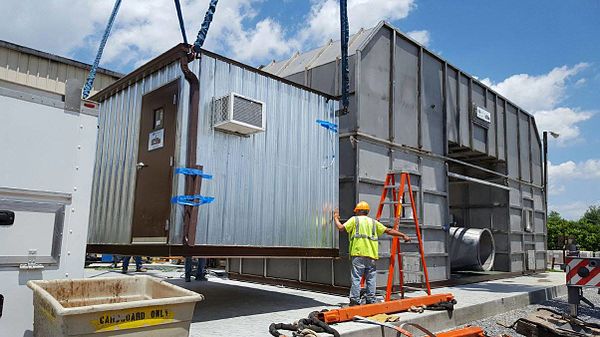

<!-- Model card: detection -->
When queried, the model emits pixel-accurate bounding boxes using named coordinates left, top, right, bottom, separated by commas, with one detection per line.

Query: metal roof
left=92, top=44, right=339, bottom=102
left=262, top=21, right=538, bottom=121
left=261, top=26, right=377, bottom=77
left=0, top=39, right=123, bottom=96
left=0, top=40, right=123, bottom=78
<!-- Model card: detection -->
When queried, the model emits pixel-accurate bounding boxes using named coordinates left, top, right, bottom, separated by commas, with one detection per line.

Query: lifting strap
left=352, top=216, right=378, bottom=241
left=173, top=0, right=188, bottom=44
left=82, top=0, right=122, bottom=99
left=339, top=0, right=350, bottom=114
left=193, top=0, right=219, bottom=53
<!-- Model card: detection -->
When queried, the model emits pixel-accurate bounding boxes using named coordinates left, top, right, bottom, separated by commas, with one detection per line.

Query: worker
left=184, top=257, right=208, bottom=282
left=121, top=256, right=146, bottom=274
left=334, top=201, right=411, bottom=306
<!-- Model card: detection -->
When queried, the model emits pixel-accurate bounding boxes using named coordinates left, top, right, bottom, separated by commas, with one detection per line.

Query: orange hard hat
left=354, top=201, right=370, bottom=212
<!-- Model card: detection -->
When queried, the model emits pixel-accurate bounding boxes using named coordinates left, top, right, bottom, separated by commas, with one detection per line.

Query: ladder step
left=399, top=270, right=424, bottom=275
left=379, top=218, right=415, bottom=223
left=398, top=252, right=422, bottom=257
left=388, top=235, right=420, bottom=241
left=381, top=201, right=412, bottom=206
left=382, top=185, right=420, bottom=192
left=402, top=285, right=428, bottom=291
left=389, top=170, right=421, bottom=176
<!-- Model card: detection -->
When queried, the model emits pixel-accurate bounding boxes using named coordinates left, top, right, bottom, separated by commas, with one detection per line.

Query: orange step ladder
left=375, top=171, right=431, bottom=301
left=320, top=171, right=454, bottom=324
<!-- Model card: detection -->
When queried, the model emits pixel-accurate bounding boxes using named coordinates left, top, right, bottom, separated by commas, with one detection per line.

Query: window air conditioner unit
left=212, top=93, right=265, bottom=135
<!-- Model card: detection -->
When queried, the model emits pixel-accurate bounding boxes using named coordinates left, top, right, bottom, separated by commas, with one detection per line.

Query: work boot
left=135, top=267, right=147, bottom=272
left=349, top=299, right=360, bottom=307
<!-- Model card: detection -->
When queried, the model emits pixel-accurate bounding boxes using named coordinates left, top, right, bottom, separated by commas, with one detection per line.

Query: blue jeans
left=184, top=257, right=207, bottom=281
left=350, top=256, right=377, bottom=304
left=122, top=256, right=143, bottom=271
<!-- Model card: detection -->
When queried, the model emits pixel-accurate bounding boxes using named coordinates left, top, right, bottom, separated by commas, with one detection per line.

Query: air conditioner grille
left=213, top=96, right=229, bottom=125
left=232, top=96, right=263, bottom=128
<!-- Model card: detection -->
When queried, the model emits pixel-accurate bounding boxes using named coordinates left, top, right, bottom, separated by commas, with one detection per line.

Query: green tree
left=546, top=211, right=570, bottom=250
left=546, top=209, right=600, bottom=251
left=581, top=205, right=600, bottom=226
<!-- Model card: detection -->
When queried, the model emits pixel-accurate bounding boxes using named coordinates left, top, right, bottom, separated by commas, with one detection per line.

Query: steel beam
left=318, top=293, right=455, bottom=323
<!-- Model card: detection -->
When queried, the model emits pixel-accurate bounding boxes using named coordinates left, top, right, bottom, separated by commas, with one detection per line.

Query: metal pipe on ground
left=449, top=227, right=495, bottom=271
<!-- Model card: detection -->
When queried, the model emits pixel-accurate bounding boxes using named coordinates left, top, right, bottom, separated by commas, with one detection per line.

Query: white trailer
left=0, top=79, right=98, bottom=337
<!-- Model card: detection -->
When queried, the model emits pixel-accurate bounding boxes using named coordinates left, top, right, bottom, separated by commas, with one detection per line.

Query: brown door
left=131, top=81, right=179, bottom=243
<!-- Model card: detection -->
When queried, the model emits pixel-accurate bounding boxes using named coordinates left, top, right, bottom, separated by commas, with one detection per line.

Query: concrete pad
left=84, top=268, right=566, bottom=337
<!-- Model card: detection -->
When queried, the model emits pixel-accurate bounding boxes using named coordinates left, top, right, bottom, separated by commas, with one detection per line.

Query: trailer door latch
left=19, top=249, right=44, bottom=270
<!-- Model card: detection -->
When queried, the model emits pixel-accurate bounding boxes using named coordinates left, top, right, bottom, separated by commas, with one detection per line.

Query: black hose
left=268, top=323, right=296, bottom=337
left=268, top=311, right=340, bottom=337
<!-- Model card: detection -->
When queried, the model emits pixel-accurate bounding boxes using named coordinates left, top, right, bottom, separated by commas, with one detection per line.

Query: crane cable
left=193, top=0, right=219, bottom=53
left=82, top=0, right=219, bottom=99
left=82, top=0, right=122, bottom=99
left=174, top=0, right=188, bottom=45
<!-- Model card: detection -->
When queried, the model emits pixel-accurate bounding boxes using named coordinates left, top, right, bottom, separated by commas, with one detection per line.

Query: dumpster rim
left=27, top=275, right=203, bottom=315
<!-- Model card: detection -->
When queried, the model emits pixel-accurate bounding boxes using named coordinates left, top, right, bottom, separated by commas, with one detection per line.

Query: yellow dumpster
left=27, top=275, right=203, bottom=337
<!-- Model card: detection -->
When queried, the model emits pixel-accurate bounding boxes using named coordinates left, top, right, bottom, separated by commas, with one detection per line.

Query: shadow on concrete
left=169, top=279, right=332, bottom=322
left=454, top=281, right=559, bottom=295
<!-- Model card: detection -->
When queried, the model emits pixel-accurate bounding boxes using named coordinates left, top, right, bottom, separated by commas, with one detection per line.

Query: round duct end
left=449, top=227, right=496, bottom=272
left=477, top=228, right=495, bottom=271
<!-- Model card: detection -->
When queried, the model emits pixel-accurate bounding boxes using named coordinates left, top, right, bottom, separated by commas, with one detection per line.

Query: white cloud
left=481, top=63, right=593, bottom=144
left=0, top=2, right=108, bottom=55
left=299, top=0, right=415, bottom=45
left=548, top=159, right=600, bottom=217
left=549, top=159, right=600, bottom=180
left=482, top=63, right=588, bottom=111
left=547, top=183, right=565, bottom=196
left=407, top=30, right=430, bottom=46
left=550, top=201, right=594, bottom=220
left=534, top=108, right=593, bottom=144
left=0, top=0, right=418, bottom=68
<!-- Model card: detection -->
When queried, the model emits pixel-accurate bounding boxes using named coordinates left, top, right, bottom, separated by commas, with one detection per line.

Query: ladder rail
left=377, top=171, right=431, bottom=301
left=406, top=174, right=432, bottom=295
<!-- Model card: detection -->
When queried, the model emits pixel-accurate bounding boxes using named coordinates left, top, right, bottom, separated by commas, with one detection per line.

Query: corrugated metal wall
left=89, top=63, right=182, bottom=244
left=188, top=56, right=338, bottom=248
left=234, top=21, right=546, bottom=287
left=88, top=53, right=338, bottom=249
left=0, top=41, right=119, bottom=96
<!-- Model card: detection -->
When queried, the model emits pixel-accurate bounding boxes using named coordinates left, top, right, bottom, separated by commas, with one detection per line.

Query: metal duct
left=449, top=227, right=495, bottom=271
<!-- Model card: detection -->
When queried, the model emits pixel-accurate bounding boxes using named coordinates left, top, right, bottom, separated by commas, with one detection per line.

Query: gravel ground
left=464, top=288, right=600, bottom=336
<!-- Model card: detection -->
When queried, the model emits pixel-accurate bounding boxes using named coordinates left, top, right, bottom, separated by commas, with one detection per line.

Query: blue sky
left=2, top=0, right=597, bottom=218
